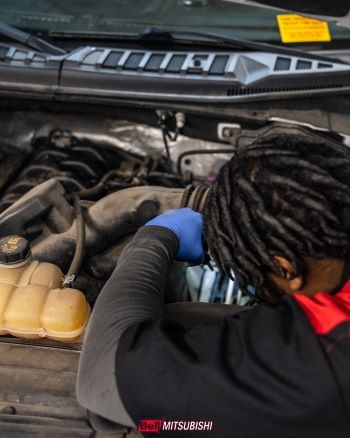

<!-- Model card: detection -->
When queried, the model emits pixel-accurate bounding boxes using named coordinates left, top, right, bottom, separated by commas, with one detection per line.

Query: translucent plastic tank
left=0, top=236, right=90, bottom=342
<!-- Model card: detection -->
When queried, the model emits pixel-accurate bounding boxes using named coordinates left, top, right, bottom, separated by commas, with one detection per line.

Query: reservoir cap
left=0, top=235, right=31, bottom=265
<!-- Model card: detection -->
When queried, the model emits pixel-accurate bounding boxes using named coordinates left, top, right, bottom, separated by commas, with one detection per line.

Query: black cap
left=0, top=235, right=31, bottom=265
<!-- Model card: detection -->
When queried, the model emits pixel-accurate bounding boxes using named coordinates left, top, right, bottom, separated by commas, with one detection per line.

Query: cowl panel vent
left=0, top=46, right=8, bottom=60
left=296, top=60, right=312, bottom=70
left=227, top=83, right=342, bottom=96
left=274, top=56, right=291, bottom=71
left=166, top=55, right=187, bottom=72
left=209, top=55, right=229, bottom=75
left=144, top=54, right=165, bottom=72
left=102, top=51, right=123, bottom=68
left=124, top=53, right=145, bottom=70
left=96, top=49, right=342, bottom=78
left=318, top=62, right=333, bottom=69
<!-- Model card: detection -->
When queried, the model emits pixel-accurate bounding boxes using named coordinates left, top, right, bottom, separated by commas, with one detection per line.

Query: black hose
left=72, top=169, right=130, bottom=200
left=161, top=128, right=172, bottom=163
left=62, top=195, right=85, bottom=288
left=187, top=184, right=210, bottom=213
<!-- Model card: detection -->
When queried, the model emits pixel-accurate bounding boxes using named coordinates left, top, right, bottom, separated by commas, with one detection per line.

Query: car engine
left=0, top=108, right=341, bottom=311
left=0, top=110, right=238, bottom=310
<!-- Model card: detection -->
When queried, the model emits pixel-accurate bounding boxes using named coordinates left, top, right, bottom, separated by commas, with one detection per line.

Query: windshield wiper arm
left=139, top=27, right=345, bottom=64
left=0, top=21, right=66, bottom=56
left=49, top=26, right=344, bottom=64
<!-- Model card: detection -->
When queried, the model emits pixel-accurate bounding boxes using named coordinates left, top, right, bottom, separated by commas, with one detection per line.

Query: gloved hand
left=145, top=207, right=204, bottom=264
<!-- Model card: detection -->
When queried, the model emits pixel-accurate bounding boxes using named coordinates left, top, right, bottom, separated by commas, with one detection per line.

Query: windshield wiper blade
left=0, top=21, right=66, bottom=56
left=139, top=27, right=345, bottom=63
left=51, top=26, right=344, bottom=64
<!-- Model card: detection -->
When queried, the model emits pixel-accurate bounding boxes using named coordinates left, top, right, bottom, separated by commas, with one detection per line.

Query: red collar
left=294, top=280, right=350, bottom=335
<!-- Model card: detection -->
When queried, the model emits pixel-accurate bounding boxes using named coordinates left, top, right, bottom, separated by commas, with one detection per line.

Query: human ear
left=273, top=256, right=304, bottom=292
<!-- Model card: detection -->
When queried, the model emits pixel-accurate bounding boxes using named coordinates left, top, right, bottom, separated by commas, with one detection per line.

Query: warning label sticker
left=277, top=14, right=331, bottom=43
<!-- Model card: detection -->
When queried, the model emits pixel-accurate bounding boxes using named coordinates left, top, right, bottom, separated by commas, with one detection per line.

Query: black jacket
left=77, top=227, right=350, bottom=437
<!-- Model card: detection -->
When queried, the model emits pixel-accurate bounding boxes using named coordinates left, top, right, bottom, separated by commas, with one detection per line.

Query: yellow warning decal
left=277, top=14, right=331, bottom=44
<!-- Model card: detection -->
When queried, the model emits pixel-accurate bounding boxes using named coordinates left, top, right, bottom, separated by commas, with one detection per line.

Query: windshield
left=1, top=0, right=350, bottom=48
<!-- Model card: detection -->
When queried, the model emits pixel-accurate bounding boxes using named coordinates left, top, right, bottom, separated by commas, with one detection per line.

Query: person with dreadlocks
left=77, top=134, right=350, bottom=438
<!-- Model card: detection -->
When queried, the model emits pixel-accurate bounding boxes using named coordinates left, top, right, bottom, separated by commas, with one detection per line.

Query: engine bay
left=0, top=110, right=239, bottom=310
left=0, top=107, right=347, bottom=315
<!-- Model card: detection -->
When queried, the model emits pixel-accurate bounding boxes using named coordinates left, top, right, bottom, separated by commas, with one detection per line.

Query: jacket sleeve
left=76, top=226, right=179, bottom=426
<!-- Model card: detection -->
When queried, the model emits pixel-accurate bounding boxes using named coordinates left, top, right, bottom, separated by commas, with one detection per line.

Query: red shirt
left=294, top=280, right=350, bottom=335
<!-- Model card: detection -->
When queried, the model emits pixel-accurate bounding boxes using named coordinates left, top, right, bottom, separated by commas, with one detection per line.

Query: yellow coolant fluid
left=0, top=235, right=90, bottom=342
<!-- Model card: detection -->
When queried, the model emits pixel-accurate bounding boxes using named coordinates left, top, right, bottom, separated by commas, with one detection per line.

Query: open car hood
left=223, top=0, right=350, bottom=28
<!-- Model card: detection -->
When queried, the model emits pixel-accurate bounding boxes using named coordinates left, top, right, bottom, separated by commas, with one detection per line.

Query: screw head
left=222, top=127, right=233, bottom=138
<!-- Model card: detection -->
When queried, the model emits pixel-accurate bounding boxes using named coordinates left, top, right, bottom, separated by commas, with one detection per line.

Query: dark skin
left=270, top=256, right=345, bottom=297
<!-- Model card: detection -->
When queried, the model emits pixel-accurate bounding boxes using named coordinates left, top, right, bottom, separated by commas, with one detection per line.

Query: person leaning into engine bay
left=77, top=134, right=350, bottom=438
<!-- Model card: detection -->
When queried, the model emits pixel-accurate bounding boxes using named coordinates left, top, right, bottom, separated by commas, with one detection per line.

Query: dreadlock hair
left=204, top=133, right=350, bottom=301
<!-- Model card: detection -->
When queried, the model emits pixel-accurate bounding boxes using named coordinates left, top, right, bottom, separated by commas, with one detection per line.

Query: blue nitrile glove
left=145, top=207, right=204, bottom=264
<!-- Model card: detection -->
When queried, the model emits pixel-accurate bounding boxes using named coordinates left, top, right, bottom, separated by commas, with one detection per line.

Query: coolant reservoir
left=0, top=236, right=90, bottom=342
